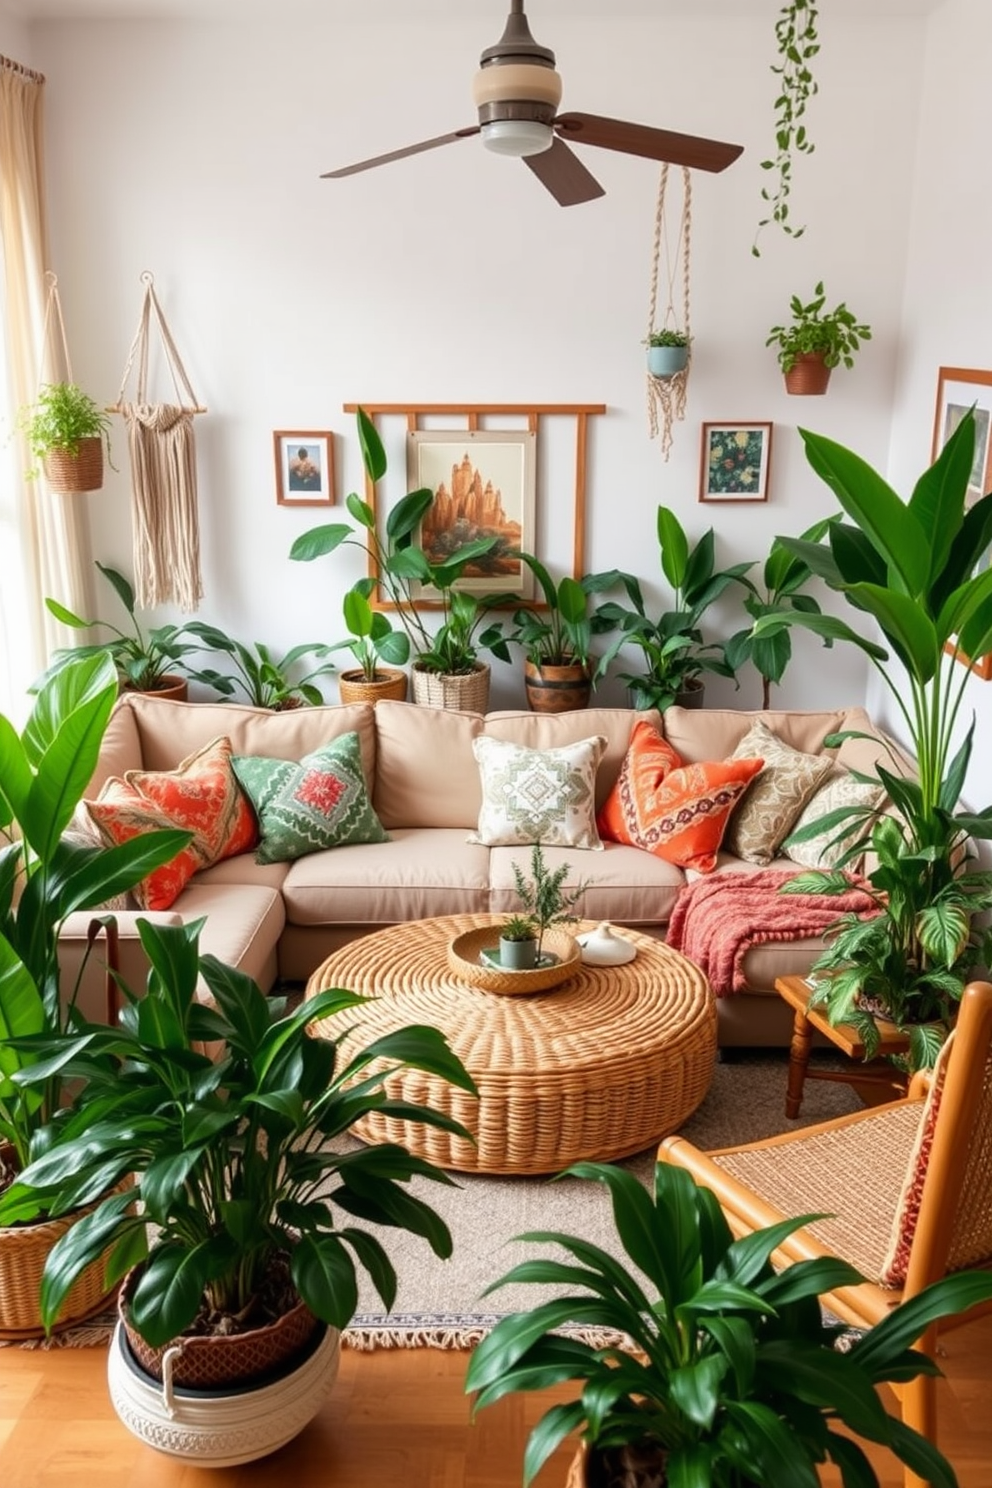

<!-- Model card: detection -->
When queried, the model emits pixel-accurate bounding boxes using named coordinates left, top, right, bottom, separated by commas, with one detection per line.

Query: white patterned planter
left=107, top=1319, right=340, bottom=1466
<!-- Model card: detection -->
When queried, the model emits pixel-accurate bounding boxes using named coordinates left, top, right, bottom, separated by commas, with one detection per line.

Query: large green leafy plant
left=467, top=1160, right=992, bottom=1488
left=44, top=561, right=198, bottom=693
left=0, top=653, right=187, bottom=1177
left=507, top=553, right=597, bottom=671
left=0, top=917, right=478, bottom=1343
left=755, top=409, right=992, bottom=1066
left=181, top=622, right=337, bottom=708
left=290, top=409, right=512, bottom=677
left=591, top=506, right=752, bottom=710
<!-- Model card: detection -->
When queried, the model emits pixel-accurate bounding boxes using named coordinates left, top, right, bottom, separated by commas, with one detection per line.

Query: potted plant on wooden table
left=766, top=282, right=871, bottom=394
left=180, top=620, right=337, bottom=709
left=752, top=406, right=992, bottom=1070
left=591, top=505, right=753, bottom=711
left=467, top=1159, right=992, bottom=1487
left=0, top=652, right=189, bottom=1336
left=18, top=381, right=114, bottom=493
left=0, top=916, right=477, bottom=1464
left=507, top=553, right=598, bottom=713
left=43, top=561, right=197, bottom=699
left=290, top=408, right=513, bottom=712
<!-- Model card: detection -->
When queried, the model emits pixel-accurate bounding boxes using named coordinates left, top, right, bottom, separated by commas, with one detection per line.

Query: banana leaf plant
left=0, top=917, right=478, bottom=1343
left=753, top=410, right=992, bottom=1065
left=0, top=653, right=188, bottom=1176
left=590, top=506, right=753, bottom=710
left=467, top=1159, right=992, bottom=1488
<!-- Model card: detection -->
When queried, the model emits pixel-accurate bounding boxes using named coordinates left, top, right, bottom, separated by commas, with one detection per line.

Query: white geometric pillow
left=468, top=734, right=607, bottom=849
left=784, top=769, right=886, bottom=870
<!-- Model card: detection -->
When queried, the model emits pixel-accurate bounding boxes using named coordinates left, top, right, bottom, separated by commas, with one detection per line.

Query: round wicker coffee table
left=305, top=913, right=716, bottom=1175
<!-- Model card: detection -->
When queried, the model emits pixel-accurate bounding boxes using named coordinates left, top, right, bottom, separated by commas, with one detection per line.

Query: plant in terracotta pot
left=644, top=328, right=690, bottom=378
left=466, top=1159, right=992, bottom=1487
left=590, top=506, right=752, bottom=711
left=43, top=561, right=197, bottom=698
left=0, top=916, right=477, bottom=1462
left=0, top=651, right=190, bottom=1335
left=507, top=553, right=597, bottom=713
left=18, top=381, right=114, bottom=493
left=180, top=620, right=337, bottom=709
left=766, top=282, right=871, bottom=394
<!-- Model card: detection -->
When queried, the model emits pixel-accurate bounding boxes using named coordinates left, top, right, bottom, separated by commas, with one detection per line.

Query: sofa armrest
left=59, top=910, right=184, bottom=1023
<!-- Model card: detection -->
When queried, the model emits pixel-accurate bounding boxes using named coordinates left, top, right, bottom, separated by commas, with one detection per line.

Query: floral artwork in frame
left=932, top=367, right=992, bottom=679
left=699, top=422, right=773, bottom=502
left=274, top=431, right=335, bottom=506
left=406, top=429, right=537, bottom=601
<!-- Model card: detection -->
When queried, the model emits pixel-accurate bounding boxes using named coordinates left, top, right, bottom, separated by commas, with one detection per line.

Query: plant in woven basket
left=510, top=842, right=583, bottom=960
left=0, top=915, right=478, bottom=1346
left=466, top=1159, right=992, bottom=1488
left=42, top=561, right=199, bottom=695
left=180, top=621, right=337, bottom=708
left=17, top=381, right=115, bottom=477
left=328, top=582, right=411, bottom=682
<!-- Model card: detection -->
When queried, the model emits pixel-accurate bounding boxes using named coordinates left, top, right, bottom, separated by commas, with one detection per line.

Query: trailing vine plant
left=752, top=0, right=820, bottom=257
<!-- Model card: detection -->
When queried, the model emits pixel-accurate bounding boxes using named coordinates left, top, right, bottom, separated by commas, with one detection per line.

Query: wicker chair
left=660, top=980, right=992, bottom=1488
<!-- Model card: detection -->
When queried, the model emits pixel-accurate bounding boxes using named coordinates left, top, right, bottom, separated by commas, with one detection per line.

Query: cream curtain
left=0, top=56, right=90, bottom=719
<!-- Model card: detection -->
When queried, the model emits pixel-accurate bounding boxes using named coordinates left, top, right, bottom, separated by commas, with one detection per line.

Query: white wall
left=26, top=8, right=927, bottom=711
left=879, top=0, right=992, bottom=808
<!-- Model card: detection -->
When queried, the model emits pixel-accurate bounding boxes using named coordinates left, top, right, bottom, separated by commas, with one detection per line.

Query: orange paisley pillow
left=597, top=719, right=764, bottom=873
left=85, top=735, right=258, bottom=910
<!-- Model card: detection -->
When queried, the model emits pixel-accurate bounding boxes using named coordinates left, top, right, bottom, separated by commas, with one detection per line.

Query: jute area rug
left=7, top=1051, right=862, bottom=1354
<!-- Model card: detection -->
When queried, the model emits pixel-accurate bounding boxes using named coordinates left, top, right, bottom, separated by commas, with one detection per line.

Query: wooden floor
left=1, top=1317, right=991, bottom=1487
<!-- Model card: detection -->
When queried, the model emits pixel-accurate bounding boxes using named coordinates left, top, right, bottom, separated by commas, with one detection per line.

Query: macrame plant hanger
left=646, top=164, right=692, bottom=461
left=113, top=271, right=207, bottom=611
left=37, top=271, right=104, bottom=493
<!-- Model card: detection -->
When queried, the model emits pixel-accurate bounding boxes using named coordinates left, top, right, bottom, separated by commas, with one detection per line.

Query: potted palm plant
left=0, top=652, right=190, bottom=1335
left=467, top=1159, right=992, bottom=1487
left=44, top=561, right=196, bottom=699
left=766, top=282, right=871, bottom=395
left=753, top=407, right=992, bottom=1069
left=507, top=554, right=598, bottom=713
left=180, top=620, right=337, bottom=708
left=18, top=381, right=114, bottom=493
left=0, top=916, right=477, bottom=1463
left=590, top=506, right=753, bottom=710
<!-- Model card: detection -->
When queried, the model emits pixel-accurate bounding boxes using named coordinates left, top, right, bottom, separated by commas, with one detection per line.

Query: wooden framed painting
left=274, top=431, right=334, bottom=506
left=699, top=422, right=773, bottom=502
left=406, top=429, right=537, bottom=601
left=931, top=367, right=992, bottom=679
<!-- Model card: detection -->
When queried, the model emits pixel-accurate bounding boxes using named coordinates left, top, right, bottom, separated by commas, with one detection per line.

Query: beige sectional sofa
left=60, top=692, right=901, bottom=1047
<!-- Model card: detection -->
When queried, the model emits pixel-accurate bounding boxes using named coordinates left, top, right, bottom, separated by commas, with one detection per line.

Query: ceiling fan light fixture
left=479, top=119, right=555, bottom=157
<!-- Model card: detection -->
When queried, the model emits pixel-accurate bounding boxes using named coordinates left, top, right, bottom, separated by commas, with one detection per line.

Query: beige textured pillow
left=469, top=734, right=607, bottom=849
left=783, top=768, right=886, bottom=869
left=724, top=718, right=834, bottom=865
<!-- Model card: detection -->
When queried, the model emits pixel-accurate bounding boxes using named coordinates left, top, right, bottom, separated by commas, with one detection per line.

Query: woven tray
left=447, top=926, right=580, bottom=994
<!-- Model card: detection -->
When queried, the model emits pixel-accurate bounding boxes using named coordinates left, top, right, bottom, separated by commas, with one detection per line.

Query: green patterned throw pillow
left=232, top=732, right=387, bottom=864
left=469, top=733, right=607, bottom=849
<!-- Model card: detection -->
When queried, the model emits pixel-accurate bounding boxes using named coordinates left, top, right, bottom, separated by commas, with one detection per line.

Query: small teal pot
left=499, top=936, right=538, bottom=970
left=647, top=344, right=689, bottom=377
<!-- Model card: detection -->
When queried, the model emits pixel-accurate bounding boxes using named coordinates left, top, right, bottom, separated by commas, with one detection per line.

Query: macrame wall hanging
left=113, top=271, right=207, bottom=611
left=646, top=164, right=692, bottom=461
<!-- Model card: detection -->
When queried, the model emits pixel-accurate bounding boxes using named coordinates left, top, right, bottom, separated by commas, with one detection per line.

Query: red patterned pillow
left=597, top=719, right=765, bottom=873
left=879, top=1034, right=953, bottom=1286
left=85, top=736, right=258, bottom=910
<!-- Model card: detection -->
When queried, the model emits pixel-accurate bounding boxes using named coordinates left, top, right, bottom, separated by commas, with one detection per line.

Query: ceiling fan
left=321, top=0, right=743, bottom=207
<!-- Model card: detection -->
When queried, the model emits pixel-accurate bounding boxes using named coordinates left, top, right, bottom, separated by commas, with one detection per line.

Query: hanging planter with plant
left=645, top=164, right=692, bottom=460
left=753, top=0, right=820, bottom=256
left=766, top=281, right=871, bottom=395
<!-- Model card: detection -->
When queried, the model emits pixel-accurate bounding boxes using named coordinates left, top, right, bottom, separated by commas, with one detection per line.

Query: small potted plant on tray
left=644, top=328, right=690, bottom=377
left=0, top=917, right=477, bottom=1464
left=18, top=380, right=114, bottom=492
left=498, top=914, right=539, bottom=970
left=766, top=281, right=871, bottom=394
left=510, top=841, right=584, bottom=962
left=466, top=1159, right=992, bottom=1487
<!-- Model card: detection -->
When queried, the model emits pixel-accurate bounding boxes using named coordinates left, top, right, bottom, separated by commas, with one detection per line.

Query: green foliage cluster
left=44, top=562, right=197, bottom=694
left=507, top=553, right=596, bottom=671
left=510, top=843, right=584, bottom=960
left=766, top=283, right=872, bottom=374
left=181, top=623, right=336, bottom=709
left=644, top=328, right=689, bottom=349
left=753, top=0, right=820, bottom=256
left=18, top=382, right=114, bottom=467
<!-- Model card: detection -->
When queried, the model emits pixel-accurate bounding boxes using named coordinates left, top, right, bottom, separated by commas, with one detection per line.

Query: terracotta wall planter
left=784, top=353, right=831, bottom=395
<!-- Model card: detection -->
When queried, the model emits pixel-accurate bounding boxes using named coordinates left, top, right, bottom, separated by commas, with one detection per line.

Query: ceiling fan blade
left=321, top=126, right=481, bottom=179
left=554, top=112, right=743, bottom=174
left=524, top=138, right=605, bottom=207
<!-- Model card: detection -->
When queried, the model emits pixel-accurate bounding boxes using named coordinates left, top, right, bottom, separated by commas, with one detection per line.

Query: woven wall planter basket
left=337, top=668, right=408, bottom=705
left=42, top=436, right=104, bottom=493
left=411, top=661, right=490, bottom=713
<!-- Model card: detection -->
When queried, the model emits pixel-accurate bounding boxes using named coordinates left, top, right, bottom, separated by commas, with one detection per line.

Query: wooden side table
left=775, top=974, right=910, bottom=1118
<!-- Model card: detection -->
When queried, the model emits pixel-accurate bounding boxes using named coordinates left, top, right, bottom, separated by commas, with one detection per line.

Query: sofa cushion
left=372, top=700, right=484, bottom=830
left=724, top=719, right=834, bottom=866
left=280, top=828, right=491, bottom=925
left=166, top=882, right=285, bottom=997
left=469, top=733, right=606, bottom=849
left=484, top=708, right=659, bottom=811
left=232, top=733, right=386, bottom=864
left=783, top=769, right=887, bottom=870
left=85, top=736, right=259, bottom=910
left=489, top=841, right=685, bottom=927
left=597, top=719, right=765, bottom=873
left=662, top=707, right=849, bottom=764
left=85, top=698, right=144, bottom=797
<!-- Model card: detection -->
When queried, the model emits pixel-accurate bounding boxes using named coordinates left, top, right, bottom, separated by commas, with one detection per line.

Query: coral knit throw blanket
left=666, top=868, right=879, bottom=997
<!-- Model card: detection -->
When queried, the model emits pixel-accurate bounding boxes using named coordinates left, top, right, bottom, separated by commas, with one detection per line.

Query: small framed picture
left=274, top=431, right=334, bottom=506
left=699, top=422, right=773, bottom=503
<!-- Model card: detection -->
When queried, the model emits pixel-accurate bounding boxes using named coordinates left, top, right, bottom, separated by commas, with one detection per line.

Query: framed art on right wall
left=932, top=366, right=992, bottom=679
